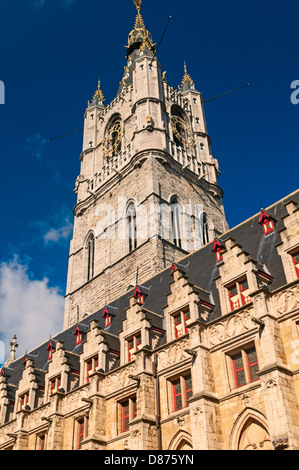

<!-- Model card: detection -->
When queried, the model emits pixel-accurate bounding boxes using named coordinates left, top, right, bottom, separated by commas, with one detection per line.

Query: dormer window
left=173, top=309, right=191, bottom=338
left=259, top=209, right=275, bottom=235
left=86, top=355, right=98, bottom=382
left=102, top=305, right=117, bottom=329
left=104, top=313, right=111, bottom=328
left=19, top=392, right=29, bottom=411
left=74, top=326, right=82, bottom=345
left=47, top=341, right=55, bottom=360
left=127, top=334, right=142, bottom=362
left=50, top=375, right=61, bottom=395
left=227, top=277, right=251, bottom=311
left=133, top=285, right=150, bottom=305
left=212, top=238, right=225, bottom=263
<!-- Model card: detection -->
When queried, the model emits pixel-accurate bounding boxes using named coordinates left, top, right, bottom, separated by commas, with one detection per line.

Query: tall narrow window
left=86, top=233, right=95, bottom=281
left=127, top=203, right=137, bottom=253
left=77, top=419, right=85, bottom=450
left=120, top=396, right=137, bottom=433
left=170, top=196, right=181, bottom=248
left=170, top=373, right=193, bottom=412
left=231, top=346, right=259, bottom=388
left=202, top=212, right=209, bottom=245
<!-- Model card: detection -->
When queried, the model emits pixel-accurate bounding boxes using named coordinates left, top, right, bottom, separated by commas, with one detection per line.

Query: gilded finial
left=90, top=78, right=105, bottom=107
left=133, top=0, right=142, bottom=12
left=180, top=62, right=195, bottom=90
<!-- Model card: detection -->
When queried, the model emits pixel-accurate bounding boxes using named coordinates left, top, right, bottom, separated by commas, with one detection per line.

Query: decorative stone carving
left=156, top=338, right=190, bottom=372
left=276, top=286, right=299, bottom=315
left=207, top=309, right=253, bottom=347
left=105, top=364, right=137, bottom=393
left=192, top=406, right=203, bottom=417
left=175, top=416, right=185, bottom=428
left=265, top=379, right=277, bottom=389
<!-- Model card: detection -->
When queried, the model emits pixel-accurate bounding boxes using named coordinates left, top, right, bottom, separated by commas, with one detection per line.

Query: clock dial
left=102, top=122, right=123, bottom=159
left=171, top=115, right=194, bottom=150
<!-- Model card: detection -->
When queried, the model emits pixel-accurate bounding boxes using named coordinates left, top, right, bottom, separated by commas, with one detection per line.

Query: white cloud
left=44, top=219, right=73, bottom=244
left=23, top=133, right=48, bottom=159
left=0, top=257, right=64, bottom=360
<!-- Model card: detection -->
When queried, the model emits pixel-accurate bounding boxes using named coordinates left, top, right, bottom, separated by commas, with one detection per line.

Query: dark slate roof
left=2, top=189, right=299, bottom=390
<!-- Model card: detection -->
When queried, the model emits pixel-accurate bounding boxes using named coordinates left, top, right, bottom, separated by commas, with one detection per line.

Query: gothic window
left=127, top=202, right=137, bottom=253
left=170, top=105, right=193, bottom=150
left=227, top=277, right=251, bottom=311
left=170, top=196, right=181, bottom=248
left=230, top=345, right=259, bottom=388
left=102, top=114, right=123, bottom=160
left=86, top=233, right=95, bottom=282
left=202, top=212, right=209, bottom=245
left=170, top=373, right=193, bottom=412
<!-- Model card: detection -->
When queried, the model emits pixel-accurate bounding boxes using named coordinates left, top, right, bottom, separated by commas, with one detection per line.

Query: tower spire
left=126, top=0, right=155, bottom=56
left=89, top=79, right=105, bottom=108
left=180, top=62, right=196, bottom=91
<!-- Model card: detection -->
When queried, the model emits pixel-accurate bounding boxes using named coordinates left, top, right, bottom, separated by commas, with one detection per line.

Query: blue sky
left=0, top=0, right=298, bottom=357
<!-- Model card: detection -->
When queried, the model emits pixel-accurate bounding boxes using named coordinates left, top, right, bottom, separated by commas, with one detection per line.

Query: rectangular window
left=78, top=419, right=85, bottom=450
left=171, top=373, right=193, bottom=412
left=228, top=277, right=251, bottom=311
left=127, top=334, right=142, bottom=362
left=173, top=379, right=183, bottom=411
left=49, top=375, right=61, bottom=395
left=174, top=309, right=191, bottom=338
left=39, top=434, right=46, bottom=451
left=231, top=346, right=259, bottom=388
left=120, top=396, right=137, bottom=433
left=76, top=332, right=82, bottom=345
left=122, top=400, right=130, bottom=432
left=19, top=392, right=29, bottom=411
left=86, top=355, right=98, bottom=383
left=104, top=315, right=111, bottom=328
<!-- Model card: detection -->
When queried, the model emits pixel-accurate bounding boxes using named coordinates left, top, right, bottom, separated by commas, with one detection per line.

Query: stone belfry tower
left=64, top=0, right=228, bottom=329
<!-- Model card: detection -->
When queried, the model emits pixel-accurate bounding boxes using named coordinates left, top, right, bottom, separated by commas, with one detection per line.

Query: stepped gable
left=3, top=189, right=298, bottom=389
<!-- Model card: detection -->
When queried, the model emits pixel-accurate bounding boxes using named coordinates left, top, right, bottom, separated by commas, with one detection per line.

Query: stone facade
left=0, top=3, right=299, bottom=452
left=63, top=5, right=228, bottom=329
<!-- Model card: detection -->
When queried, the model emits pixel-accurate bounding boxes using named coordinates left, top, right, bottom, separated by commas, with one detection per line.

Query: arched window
left=170, top=196, right=181, bottom=248
left=170, top=105, right=194, bottom=151
left=127, top=203, right=137, bottom=253
left=202, top=212, right=209, bottom=245
left=102, top=114, right=123, bottom=160
left=86, top=233, right=95, bottom=281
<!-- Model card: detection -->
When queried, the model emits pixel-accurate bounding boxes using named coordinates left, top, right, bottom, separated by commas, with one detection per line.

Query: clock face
left=171, top=115, right=194, bottom=150
left=102, top=122, right=123, bottom=159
